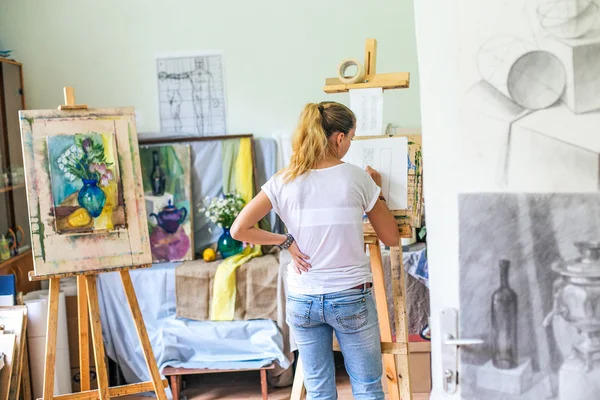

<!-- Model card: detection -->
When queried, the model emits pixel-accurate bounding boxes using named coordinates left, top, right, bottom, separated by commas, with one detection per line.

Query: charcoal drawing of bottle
left=150, top=151, right=165, bottom=196
left=491, top=259, right=518, bottom=369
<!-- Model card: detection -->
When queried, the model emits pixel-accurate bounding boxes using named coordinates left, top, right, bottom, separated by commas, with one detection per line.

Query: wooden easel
left=290, top=39, right=414, bottom=400
left=29, top=88, right=168, bottom=400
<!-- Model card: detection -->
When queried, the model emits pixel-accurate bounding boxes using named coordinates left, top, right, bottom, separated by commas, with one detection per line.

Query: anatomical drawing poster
left=156, top=52, right=227, bottom=136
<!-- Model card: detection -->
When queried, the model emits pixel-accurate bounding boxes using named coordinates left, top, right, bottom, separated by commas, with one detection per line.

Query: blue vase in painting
left=78, top=179, right=106, bottom=218
left=217, top=227, right=243, bottom=259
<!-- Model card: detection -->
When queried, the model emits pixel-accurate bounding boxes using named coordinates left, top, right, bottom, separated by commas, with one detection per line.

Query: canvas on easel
left=19, top=107, right=152, bottom=276
left=342, top=136, right=409, bottom=210
left=139, top=144, right=194, bottom=263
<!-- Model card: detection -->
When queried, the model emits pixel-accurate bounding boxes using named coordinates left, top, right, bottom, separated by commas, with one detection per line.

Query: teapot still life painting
left=139, top=144, right=194, bottom=263
left=19, top=107, right=152, bottom=277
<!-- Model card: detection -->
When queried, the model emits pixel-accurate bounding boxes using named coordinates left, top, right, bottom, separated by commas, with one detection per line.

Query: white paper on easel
left=349, top=88, right=384, bottom=136
left=343, top=136, right=408, bottom=210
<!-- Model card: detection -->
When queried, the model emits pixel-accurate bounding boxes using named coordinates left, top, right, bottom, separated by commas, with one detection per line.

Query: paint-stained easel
left=291, top=39, right=414, bottom=400
left=28, top=88, right=168, bottom=400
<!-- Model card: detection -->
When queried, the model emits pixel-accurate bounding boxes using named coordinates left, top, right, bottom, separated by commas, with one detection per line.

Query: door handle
left=443, top=334, right=484, bottom=347
left=440, top=308, right=484, bottom=394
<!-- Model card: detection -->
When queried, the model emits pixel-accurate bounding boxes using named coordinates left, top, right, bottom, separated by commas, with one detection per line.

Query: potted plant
left=202, top=193, right=245, bottom=258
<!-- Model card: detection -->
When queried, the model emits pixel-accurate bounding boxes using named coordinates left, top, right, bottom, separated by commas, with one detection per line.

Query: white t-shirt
left=262, top=163, right=381, bottom=295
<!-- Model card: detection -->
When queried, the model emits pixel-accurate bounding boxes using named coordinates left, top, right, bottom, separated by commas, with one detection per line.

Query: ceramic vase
left=78, top=179, right=106, bottom=218
left=217, top=227, right=243, bottom=259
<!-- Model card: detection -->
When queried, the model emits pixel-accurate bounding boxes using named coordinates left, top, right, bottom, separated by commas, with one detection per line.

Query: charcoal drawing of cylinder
left=491, top=259, right=518, bottom=369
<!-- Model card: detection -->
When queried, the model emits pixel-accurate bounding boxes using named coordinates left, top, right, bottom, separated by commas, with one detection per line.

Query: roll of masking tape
left=337, top=58, right=366, bottom=84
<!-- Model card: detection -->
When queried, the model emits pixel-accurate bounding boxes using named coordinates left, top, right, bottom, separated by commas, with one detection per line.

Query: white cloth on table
left=97, top=263, right=291, bottom=389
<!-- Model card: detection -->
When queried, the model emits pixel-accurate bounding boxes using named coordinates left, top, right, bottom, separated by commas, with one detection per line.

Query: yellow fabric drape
left=210, top=245, right=262, bottom=320
left=211, top=137, right=260, bottom=320
left=235, top=138, right=254, bottom=204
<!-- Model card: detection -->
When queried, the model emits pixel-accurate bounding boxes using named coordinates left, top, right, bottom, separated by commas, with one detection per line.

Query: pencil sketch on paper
left=349, top=88, right=384, bottom=136
left=157, top=53, right=227, bottom=136
left=459, top=192, right=600, bottom=400
left=460, top=0, right=600, bottom=192
left=343, top=137, right=408, bottom=210
left=362, top=148, right=375, bottom=169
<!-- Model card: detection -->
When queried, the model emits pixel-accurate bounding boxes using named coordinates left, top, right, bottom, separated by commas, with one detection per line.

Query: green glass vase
left=217, top=227, right=243, bottom=259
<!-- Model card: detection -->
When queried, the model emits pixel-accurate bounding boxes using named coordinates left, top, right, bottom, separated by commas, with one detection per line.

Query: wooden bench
left=163, top=363, right=276, bottom=400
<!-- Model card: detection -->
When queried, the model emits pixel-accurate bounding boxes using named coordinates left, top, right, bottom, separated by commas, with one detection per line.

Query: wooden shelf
left=0, top=184, right=25, bottom=194
left=0, top=57, right=21, bottom=67
left=0, top=248, right=31, bottom=270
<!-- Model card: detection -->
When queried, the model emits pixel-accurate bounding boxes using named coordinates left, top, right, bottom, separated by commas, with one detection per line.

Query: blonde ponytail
left=282, top=101, right=355, bottom=182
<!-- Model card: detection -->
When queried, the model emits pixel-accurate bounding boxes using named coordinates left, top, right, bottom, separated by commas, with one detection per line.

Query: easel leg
left=43, top=278, right=60, bottom=400
left=390, top=246, right=412, bottom=400
left=289, top=356, right=306, bottom=400
left=120, top=270, right=168, bottom=400
left=77, top=275, right=91, bottom=391
left=86, top=275, right=110, bottom=399
left=21, top=340, right=32, bottom=400
left=369, top=243, right=401, bottom=400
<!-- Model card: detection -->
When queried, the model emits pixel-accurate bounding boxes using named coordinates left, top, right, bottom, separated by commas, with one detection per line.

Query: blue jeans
left=286, top=286, right=384, bottom=400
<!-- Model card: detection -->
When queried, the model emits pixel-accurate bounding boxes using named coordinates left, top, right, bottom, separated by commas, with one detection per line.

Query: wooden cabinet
left=0, top=57, right=39, bottom=294
left=0, top=250, right=38, bottom=293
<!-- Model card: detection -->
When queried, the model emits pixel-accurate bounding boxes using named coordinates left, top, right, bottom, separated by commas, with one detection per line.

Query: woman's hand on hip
left=289, top=242, right=311, bottom=274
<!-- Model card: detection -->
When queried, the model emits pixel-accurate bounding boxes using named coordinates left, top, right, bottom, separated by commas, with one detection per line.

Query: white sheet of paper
left=349, top=88, right=384, bottom=136
left=0, top=295, right=14, bottom=306
left=343, top=137, right=408, bottom=210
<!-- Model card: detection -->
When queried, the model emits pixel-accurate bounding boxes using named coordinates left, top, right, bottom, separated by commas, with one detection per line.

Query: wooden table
left=163, top=363, right=275, bottom=400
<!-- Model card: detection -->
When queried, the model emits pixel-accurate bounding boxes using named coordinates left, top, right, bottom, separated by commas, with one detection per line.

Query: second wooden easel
left=30, top=88, right=168, bottom=400
left=290, top=39, right=414, bottom=400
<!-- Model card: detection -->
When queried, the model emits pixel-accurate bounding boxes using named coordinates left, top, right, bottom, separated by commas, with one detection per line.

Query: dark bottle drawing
left=491, top=259, right=518, bottom=369
left=150, top=151, right=166, bottom=196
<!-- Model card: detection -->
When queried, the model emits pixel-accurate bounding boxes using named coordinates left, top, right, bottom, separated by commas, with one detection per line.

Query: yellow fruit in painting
left=67, top=208, right=92, bottom=227
left=203, top=248, right=216, bottom=262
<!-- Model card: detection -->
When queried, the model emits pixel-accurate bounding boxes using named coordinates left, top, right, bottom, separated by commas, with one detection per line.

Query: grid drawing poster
left=156, top=53, right=227, bottom=136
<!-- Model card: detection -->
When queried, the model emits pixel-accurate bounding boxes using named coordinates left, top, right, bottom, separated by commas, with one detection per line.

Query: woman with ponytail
left=231, top=101, right=399, bottom=399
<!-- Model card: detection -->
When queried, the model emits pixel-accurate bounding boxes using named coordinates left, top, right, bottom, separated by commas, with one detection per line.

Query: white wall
left=413, top=0, right=459, bottom=397
left=414, top=0, right=600, bottom=397
left=0, top=0, right=420, bottom=137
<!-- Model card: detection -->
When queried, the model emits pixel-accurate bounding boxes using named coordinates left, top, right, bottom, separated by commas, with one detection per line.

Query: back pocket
left=332, top=296, right=368, bottom=331
left=286, top=297, right=312, bottom=328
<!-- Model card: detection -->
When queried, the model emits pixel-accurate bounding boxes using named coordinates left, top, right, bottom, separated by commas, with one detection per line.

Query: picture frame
left=19, top=107, right=151, bottom=277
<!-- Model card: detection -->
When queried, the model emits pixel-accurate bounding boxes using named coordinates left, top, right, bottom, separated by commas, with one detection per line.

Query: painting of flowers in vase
left=47, top=132, right=126, bottom=234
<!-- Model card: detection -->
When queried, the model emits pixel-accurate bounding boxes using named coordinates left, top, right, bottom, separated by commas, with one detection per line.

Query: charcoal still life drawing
left=460, top=0, right=600, bottom=192
left=459, top=193, right=600, bottom=400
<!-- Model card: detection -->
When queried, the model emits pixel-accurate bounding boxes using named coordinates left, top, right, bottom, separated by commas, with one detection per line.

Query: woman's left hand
left=289, top=242, right=311, bottom=274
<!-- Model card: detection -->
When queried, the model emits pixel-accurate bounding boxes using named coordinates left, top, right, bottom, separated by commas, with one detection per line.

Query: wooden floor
left=121, top=370, right=430, bottom=400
